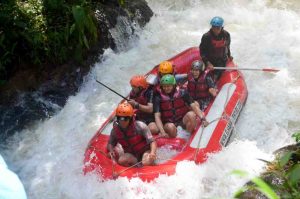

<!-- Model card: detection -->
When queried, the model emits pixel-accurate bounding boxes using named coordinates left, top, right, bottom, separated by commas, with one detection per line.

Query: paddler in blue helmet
left=200, top=16, right=233, bottom=80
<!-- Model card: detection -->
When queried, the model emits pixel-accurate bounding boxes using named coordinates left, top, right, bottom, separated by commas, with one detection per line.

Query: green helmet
left=160, top=74, right=176, bottom=85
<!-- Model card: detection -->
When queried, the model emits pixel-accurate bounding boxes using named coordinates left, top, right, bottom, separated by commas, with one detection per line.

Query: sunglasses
left=117, top=116, right=131, bottom=121
left=212, top=26, right=222, bottom=30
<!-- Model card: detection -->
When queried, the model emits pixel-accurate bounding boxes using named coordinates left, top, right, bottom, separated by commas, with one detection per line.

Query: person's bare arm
left=107, top=131, right=117, bottom=158
left=209, top=88, right=218, bottom=97
left=190, top=102, right=209, bottom=127
left=149, top=141, right=157, bottom=160
left=154, top=112, right=168, bottom=137
left=129, top=100, right=153, bottom=113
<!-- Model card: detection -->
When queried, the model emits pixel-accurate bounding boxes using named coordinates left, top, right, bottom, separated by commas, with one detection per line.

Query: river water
left=1, top=0, right=300, bottom=198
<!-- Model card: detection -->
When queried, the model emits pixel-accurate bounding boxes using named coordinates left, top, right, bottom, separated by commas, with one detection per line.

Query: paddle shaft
left=214, top=67, right=279, bottom=73
left=96, top=80, right=128, bottom=101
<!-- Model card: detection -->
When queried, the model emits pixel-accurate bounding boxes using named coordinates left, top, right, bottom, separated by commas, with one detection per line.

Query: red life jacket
left=113, top=118, right=150, bottom=159
left=158, top=87, right=190, bottom=124
left=129, top=89, right=153, bottom=122
left=187, top=70, right=211, bottom=100
left=208, top=32, right=229, bottom=60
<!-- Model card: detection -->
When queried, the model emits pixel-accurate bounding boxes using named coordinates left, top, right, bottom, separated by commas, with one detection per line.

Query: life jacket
left=208, top=31, right=229, bottom=61
left=158, top=87, right=190, bottom=124
left=113, top=118, right=150, bottom=159
left=129, top=88, right=153, bottom=122
left=187, top=70, right=211, bottom=100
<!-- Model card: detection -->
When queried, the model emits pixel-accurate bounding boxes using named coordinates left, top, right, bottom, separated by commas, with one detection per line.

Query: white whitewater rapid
left=2, top=0, right=300, bottom=198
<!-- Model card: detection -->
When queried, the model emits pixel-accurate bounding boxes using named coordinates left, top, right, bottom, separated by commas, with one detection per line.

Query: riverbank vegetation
left=0, top=0, right=124, bottom=83
left=235, top=131, right=300, bottom=199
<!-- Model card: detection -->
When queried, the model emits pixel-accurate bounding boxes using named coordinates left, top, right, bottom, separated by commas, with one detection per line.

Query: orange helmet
left=116, top=102, right=134, bottom=117
left=130, top=75, right=148, bottom=89
left=159, top=61, right=173, bottom=74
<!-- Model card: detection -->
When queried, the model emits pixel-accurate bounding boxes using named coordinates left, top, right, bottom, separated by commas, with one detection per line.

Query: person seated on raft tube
left=200, top=16, right=233, bottom=80
left=153, top=74, right=209, bottom=138
left=107, top=102, right=157, bottom=167
left=128, top=75, right=159, bottom=135
left=186, top=60, right=218, bottom=111
left=151, top=60, right=186, bottom=87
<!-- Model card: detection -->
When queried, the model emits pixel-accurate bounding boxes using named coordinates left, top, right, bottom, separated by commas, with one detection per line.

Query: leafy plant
left=233, top=138, right=300, bottom=199
left=118, top=0, right=125, bottom=6
left=232, top=170, right=279, bottom=199
left=0, top=0, right=99, bottom=81
left=292, top=131, right=300, bottom=143
left=71, top=4, right=97, bottom=62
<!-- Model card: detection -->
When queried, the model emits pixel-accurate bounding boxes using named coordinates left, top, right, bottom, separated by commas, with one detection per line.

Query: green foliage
left=274, top=147, right=300, bottom=199
left=0, top=1, right=25, bottom=77
left=250, top=177, right=280, bottom=199
left=71, top=4, right=98, bottom=62
left=279, top=152, right=293, bottom=167
left=287, top=164, right=300, bottom=186
left=0, top=0, right=98, bottom=80
left=233, top=138, right=300, bottom=199
left=118, top=0, right=125, bottom=6
left=232, top=170, right=279, bottom=199
left=292, top=131, right=300, bottom=143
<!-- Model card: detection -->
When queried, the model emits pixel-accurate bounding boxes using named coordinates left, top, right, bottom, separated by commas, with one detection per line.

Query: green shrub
left=0, top=0, right=99, bottom=80
left=232, top=170, right=279, bottom=199
left=233, top=135, right=300, bottom=199
left=292, top=131, right=300, bottom=143
left=0, top=0, right=129, bottom=81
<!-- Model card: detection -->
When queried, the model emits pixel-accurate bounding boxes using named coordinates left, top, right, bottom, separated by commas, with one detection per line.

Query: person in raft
left=200, top=16, right=233, bottom=80
left=107, top=102, right=157, bottom=167
left=186, top=60, right=218, bottom=111
left=151, top=60, right=186, bottom=87
left=128, top=75, right=159, bottom=135
left=153, top=74, right=209, bottom=138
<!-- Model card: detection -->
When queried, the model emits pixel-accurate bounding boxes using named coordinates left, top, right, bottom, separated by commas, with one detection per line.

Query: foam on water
left=2, top=0, right=300, bottom=198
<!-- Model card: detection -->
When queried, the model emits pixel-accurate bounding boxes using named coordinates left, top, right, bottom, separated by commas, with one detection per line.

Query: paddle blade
left=262, top=68, right=280, bottom=73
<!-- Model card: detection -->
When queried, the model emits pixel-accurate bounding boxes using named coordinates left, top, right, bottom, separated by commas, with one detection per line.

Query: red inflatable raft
left=83, top=47, right=248, bottom=182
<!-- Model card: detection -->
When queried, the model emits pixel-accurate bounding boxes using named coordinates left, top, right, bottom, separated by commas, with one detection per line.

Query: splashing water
left=2, top=0, right=300, bottom=198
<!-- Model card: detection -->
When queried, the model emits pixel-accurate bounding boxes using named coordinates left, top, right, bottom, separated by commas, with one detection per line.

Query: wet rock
left=238, top=189, right=268, bottom=199
left=274, top=143, right=300, bottom=157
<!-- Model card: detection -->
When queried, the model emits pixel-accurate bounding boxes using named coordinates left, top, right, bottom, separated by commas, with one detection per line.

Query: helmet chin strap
left=137, top=87, right=143, bottom=93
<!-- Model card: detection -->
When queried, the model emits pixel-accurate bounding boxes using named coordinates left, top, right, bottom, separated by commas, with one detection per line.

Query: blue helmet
left=210, top=16, right=224, bottom=27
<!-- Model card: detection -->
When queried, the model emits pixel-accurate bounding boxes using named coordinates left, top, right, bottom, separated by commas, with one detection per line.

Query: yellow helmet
left=159, top=61, right=173, bottom=74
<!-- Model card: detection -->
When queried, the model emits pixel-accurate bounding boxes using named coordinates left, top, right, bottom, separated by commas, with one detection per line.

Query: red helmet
left=130, top=75, right=148, bottom=89
left=116, top=102, right=134, bottom=117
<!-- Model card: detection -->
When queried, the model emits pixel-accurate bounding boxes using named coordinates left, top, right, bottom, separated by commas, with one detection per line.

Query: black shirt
left=203, top=73, right=216, bottom=89
left=199, top=29, right=231, bottom=65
